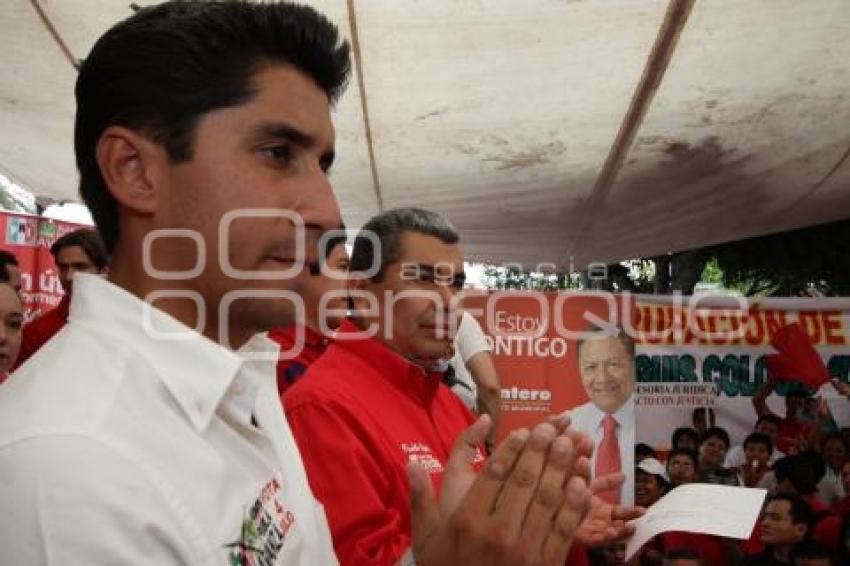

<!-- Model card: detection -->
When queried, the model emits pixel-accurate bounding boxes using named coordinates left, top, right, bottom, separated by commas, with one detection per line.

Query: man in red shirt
left=14, top=228, right=108, bottom=368
left=284, top=208, right=633, bottom=565
left=268, top=231, right=349, bottom=396
left=753, top=376, right=817, bottom=455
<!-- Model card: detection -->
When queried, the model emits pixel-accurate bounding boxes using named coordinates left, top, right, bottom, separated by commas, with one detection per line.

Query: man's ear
left=95, top=126, right=170, bottom=215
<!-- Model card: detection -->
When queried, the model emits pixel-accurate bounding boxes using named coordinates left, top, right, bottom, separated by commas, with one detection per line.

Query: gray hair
left=350, top=207, right=459, bottom=281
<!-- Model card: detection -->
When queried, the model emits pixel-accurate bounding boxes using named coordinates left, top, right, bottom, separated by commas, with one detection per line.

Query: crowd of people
left=616, top=393, right=850, bottom=565
left=0, top=2, right=848, bottom=566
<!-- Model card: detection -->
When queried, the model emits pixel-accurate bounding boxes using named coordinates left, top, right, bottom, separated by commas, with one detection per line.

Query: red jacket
left=14, top=295, right=70, bottom=370
left=284, top=319, right=483, bottom=565
left=267, top=324, right=331, bottom=397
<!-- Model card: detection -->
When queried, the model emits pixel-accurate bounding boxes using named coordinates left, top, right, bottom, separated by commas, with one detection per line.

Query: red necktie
left=595, top=414, right=621, bottom=504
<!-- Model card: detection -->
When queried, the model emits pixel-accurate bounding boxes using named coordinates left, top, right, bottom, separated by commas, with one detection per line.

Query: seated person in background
left=636, top=443, right=657, bottom=463
left=666, top=448, right=698, bottom=487
left=592, top=543, right=626, bottom=566
left=635, top=458, right=669, bottom=509
left=0, top=250, right=22, bottom=294
left=662, top=547, right=704, bottom=566
left=815, top=434, right=847, bottom=505
left=692, top=407, right=716, bottom=439
left=14, top=228, right=108, bottom=368
left=447, top=310, right=501, bottom=450
left=268, top=233, right=349, bottom=395
left=634, top=458, right=730, bottom=565
left=727, top=414, right=786, bottom=470
left=768, top=455, right=828, bottom=513
left=698, top=427, right=740, bottom=486
left=739, top=432, right=775, bottom=487
left=753, top=377, right=818, bottom=455
left=671, top=427, right=700, bottom=453
left=0, top=282, right=23, bottom=384
left=743, top=493, right=815, bottom=565
left=789, top=540, right=837, bottom=566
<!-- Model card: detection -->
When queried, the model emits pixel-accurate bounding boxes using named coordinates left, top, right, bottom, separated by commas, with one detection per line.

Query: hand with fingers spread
left=575, top=473, right=645, bottom=547
left=409, top=418, right=592, bottom=566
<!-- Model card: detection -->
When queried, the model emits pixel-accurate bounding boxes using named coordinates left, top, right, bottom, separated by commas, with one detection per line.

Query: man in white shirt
left=568, top=330, right=636, bottom=505
left=449, top=312, right=501, bottom=431
left=0, top=2, right=599, bottom=564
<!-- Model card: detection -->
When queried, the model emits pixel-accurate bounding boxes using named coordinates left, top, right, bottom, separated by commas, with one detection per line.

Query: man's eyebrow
left=250, top=121, right=335, bottom=169
left=250, top=121, right=315, bottom=146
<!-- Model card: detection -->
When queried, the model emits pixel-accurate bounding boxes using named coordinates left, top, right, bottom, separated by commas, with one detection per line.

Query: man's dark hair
left=692, top=407, right=716, bottom=427
left=349, top=208, right=459, bottom=282
left=700, top=426, right=730, bottom=450
left=774, top=455, right=818, bottom=496
left=671, top=427, right=700, bottom=449
left=769, top=493, right=815, bottom=537
left=667, top=448, right=698, bottom=469
left=789, top=540, right=836, bottom=565
left=0, top=250, right=18, bottom=283
left=75, top=0, right=352, bottom=252
left=636, top=443, right=657, bottom=461
left=744, top=432, right=774, bottom=455
left=756, top=413, right=782, bottom=429
left=50, top=229, right=109, bottom=271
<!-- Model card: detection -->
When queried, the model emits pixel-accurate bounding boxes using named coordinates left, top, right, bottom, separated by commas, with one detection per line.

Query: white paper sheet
left=625, top=483, right=767, bottom=560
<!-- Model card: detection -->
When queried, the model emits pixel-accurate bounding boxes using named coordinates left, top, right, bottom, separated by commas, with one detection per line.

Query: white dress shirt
left=568, top=396, right=635, bottom=505
left=0, top=274, right=337, bottom=565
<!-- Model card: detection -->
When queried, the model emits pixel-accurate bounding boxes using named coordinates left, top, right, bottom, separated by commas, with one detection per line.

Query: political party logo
left=400, top=441, right=445, bottom=474
left=5, top=216, right=37, bottom=246
left=225, top=478, right=296, bottom=566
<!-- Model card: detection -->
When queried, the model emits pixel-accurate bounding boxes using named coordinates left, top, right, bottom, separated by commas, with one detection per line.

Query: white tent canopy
left=2, top=0, right=849, bottom=269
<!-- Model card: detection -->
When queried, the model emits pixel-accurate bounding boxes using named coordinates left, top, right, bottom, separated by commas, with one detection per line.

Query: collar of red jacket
left=333, top=318, right=443, bottom=403
left=267, top=323, right=329, bottom=351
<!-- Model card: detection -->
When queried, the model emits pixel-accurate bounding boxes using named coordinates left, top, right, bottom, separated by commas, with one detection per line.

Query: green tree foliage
left=480, top=218, right=850, bottom=296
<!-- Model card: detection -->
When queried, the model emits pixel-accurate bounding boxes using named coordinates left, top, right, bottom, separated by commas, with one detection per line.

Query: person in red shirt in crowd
left=268, top=231, right=349, bottom=396
left=753, top=376, right=820, bottom=456
left=743, top=493, right=815, bottom=565
left=284, top=207, right=640, bottom=565
left=0, top=282, right=23, bottom=384
left=14, top=228, right=108, bottom=369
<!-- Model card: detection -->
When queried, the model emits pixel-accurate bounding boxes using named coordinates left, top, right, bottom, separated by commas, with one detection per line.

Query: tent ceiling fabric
left=1, top=0, right=848, bottom=269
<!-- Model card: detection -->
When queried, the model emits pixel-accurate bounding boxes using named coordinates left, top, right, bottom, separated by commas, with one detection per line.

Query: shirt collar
left=69, top=274, right=252, bottom=432
left=587, top=395, right=635, bottom=430
left=267, top=323, right=329, bottom=351
left=334, top=318, right=441, bottom=403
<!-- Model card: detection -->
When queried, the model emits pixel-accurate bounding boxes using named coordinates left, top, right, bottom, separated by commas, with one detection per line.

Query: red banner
left=0, top=211, right=87, bottom=321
